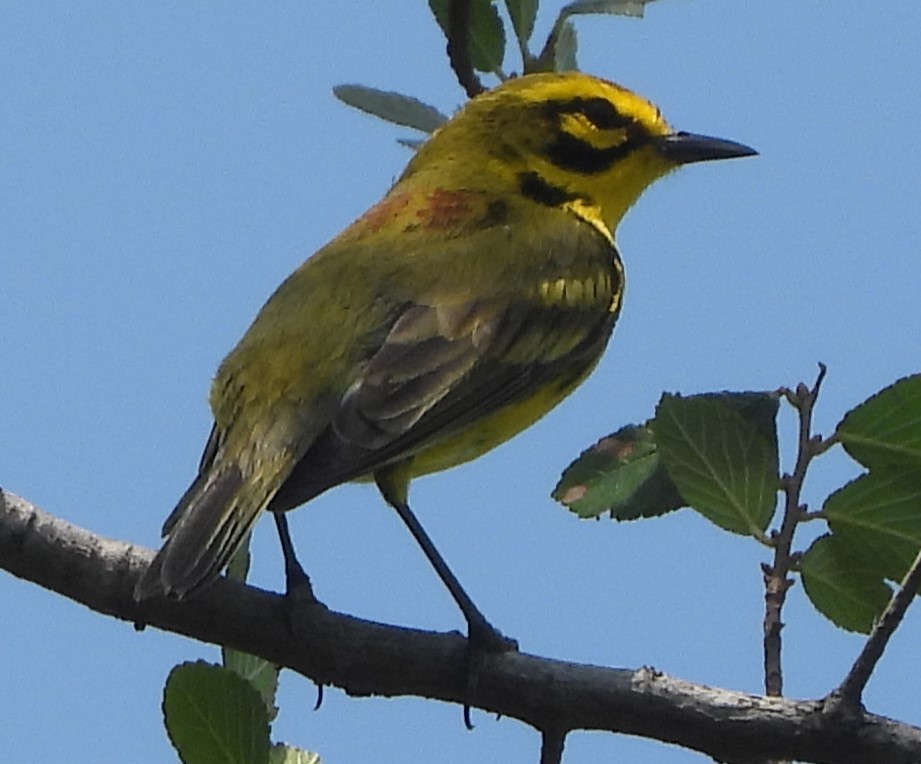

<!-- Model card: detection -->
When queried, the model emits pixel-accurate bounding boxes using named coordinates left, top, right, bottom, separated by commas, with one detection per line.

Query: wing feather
left=271, top=291, right=616, bottom=511
left=333, top=302, right=504, bottom=449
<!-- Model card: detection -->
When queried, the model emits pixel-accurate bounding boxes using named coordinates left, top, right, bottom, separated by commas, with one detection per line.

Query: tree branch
left=2, top=488, right=921, bottom=764
left=828, top=544, right=921, bottom=715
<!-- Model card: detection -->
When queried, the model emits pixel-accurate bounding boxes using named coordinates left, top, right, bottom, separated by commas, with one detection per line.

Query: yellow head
left=402, top=72, right=755, bottom=233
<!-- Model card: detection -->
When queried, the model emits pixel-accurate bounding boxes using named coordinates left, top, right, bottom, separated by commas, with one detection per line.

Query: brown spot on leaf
left=595, top=436, right=635, bottom=460
left=561, top=485, right=587, bottom=504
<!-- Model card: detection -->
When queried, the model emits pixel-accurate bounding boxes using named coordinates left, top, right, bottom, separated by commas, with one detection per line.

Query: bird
left=135, top=71, right=756, bottom=646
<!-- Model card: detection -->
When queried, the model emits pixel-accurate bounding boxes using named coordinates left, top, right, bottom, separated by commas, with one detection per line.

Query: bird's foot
left=468, top=615, right=518, bottom=655
left=463, top=615, right=518, bottom=729
left=282, top=548, right=318, bottom=603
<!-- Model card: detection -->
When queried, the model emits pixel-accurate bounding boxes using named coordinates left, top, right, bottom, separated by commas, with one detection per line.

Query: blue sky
left=3, top=2, right=920, bottom=762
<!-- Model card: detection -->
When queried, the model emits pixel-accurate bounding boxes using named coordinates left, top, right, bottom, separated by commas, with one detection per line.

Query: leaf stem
left=536, top=3, right=577, bottom=71
left=763, top=364, right=827, bottom=697
left=510, top=17, right=536, bottom=72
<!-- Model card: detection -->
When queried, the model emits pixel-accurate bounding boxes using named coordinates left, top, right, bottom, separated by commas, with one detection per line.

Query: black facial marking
left=546, top=97, right=632, bottom=131
left=518, top=171, right=578, bottom=207
left=545, top=134, right=641, bottom=175
left=478, top=198, right=511, bottom=227
left=579, top=98, right=627, bottom=130
left=540, top=97, right=650, bottom=174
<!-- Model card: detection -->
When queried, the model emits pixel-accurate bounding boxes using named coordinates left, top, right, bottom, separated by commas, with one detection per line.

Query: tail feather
left=137, top=411, right=327, bottom=601
left=135, top=464, right=269, bottom=600
left=160, top=423, right=222, bottom=537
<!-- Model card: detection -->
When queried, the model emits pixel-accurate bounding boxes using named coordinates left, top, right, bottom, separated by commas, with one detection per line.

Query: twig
left=447, top=0, right=484, bottom=98
left=540, top=728, right=566, bottom=764
left=515, top=26, right=536, bottom=75
left=763, top=364, right=828, bottom=697
left=828, top=544, right=921, bottom=715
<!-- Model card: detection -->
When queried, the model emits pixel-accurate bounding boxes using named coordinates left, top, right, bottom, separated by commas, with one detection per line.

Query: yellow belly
left=408, top=358, right=601, bottom=479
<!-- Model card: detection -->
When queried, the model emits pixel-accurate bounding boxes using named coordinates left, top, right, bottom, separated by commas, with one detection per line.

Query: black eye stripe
left=546, top=97, right=632, bottom=131
left=545, top=133, right=643, bottom=175
left=579, top=98, right=626, bottom=130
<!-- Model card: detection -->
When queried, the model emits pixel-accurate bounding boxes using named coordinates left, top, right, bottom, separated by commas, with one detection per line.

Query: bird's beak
left=655, top=131, right=758, bottom=165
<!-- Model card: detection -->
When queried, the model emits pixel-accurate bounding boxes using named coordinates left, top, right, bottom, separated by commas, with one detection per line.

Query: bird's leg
left=273, top=512, right=317, bottom=601
left=387, top=495, right=516, bottom=654
left=388, top=493, right=517, bottom=726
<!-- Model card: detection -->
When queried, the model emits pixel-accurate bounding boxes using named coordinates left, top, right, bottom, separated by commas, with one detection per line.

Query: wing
left=270, top=246, right=622, bottom=511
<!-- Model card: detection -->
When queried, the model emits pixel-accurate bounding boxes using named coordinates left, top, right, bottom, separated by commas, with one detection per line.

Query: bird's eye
left=580, top=98, right=625, bottom=130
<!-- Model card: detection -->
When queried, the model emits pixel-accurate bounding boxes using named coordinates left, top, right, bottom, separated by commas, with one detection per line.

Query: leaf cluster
left=333, top=0, right=659, bottom=139
left=812, top=376, right=921, bottom=630
left=554, top=374, right=921, bottom=634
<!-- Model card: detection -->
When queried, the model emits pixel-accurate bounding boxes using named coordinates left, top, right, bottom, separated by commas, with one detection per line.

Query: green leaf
left=706, top=391, right=780, bottom=451
left=269, top=744, right=322, bottom=764
left=332, top=85, right=447, bottom=134
left=536, top=0, right=658, bottom=72
left=825, top=470, right=921, bottom=583
left=837, top=374, right=921, bottom=471
left=222, top=535, right=281, bottom=724
left=800, top=535, right=891, bottom=633
left=655, top=393, right=779, bottom=537
left=222, top=649, right=280, bottom=722
left=465, top=0, right=507, bottom=73
left=428, top=0, right=506, bottom=73
left=553, top=424, right=684, bottom=519
left=225, top=532, right=252, bottom=583
left=163, top=661, right=270, bottom=764
left=554, top=20, right=578, bottom=72
left=505, top=0, right=538, bottom=45
left=560, top=0, right=657, bottom=19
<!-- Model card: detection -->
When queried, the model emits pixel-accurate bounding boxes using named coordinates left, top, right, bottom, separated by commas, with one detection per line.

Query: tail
left=135, top=427, right=284, bottom=601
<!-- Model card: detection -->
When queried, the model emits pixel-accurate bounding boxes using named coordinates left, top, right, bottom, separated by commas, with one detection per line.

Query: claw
left=462, top=617, right=518, bottom=729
